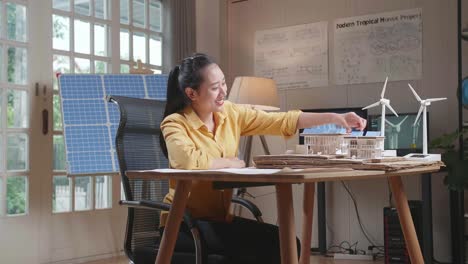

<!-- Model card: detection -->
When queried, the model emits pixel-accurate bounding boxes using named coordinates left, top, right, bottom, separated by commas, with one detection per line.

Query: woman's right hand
left=227, top=157, right=246, bottom=168
left=333, top=112, right=367, bottom=133
left=210, top=157, right=246, bottom=169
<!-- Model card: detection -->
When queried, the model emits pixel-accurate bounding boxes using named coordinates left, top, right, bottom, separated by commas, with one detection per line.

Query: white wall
left=196, top=0, right=468, bottom=262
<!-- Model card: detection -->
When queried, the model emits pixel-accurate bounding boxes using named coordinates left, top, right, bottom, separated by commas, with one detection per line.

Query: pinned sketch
left=255, top=21, right=328, bottom=90
left=334, top=9, right=422, bottom=85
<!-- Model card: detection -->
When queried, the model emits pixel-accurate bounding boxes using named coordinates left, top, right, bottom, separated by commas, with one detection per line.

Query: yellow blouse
left=160, top=100, right=301, bottom=226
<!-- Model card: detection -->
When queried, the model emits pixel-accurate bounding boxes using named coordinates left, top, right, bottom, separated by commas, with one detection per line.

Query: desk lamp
left=228, top=76, right=280, bottom=166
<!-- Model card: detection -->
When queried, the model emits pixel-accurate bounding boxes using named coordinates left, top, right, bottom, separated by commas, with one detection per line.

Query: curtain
left=163, top=0, right=196, bottom=70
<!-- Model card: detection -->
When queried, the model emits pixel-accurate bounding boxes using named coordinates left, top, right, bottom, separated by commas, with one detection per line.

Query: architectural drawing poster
left=334, top=8, right=422, bottom=85
left=254, top=21, right=328, bottom=90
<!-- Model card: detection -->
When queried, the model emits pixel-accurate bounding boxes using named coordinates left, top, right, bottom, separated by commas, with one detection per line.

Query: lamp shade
left=228, top=76, right=280, bottom=111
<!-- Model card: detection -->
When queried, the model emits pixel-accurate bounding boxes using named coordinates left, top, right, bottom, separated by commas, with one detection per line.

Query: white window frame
left=118, top=0, right=164, bottom=73
left=0, top=0, right=32, bottom=217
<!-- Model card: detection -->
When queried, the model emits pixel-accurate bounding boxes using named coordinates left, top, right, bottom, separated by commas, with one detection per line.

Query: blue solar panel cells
left=110, top=124, right=119, bottom=147
left=62, top=99, right=108, bottom=125
left=146, top=74, right=167, bottom=99
left=67, top=151, right=114, bottom=174
left=107, top=102, right=121, bottom=125
left=59, top=74, right=168, bottom=175
left=65, top=126, right=111, bottom=152
left=60, top=75, right=104, bottom=99
left=103, top=75, right=146, bottom=98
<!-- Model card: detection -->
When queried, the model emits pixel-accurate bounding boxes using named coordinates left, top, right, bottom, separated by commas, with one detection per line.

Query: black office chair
left=108, top=95, right=264, bottom=264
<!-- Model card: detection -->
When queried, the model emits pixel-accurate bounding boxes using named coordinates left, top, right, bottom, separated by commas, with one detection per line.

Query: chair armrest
left=120, top=200, right=170, bottom=210
left=231, top=197, right=263, bottom=222
left=119, top=200, right=196, bottom=229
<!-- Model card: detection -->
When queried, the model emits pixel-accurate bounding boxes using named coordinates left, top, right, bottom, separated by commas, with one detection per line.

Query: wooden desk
left=126, top=165, right=441, bottom=264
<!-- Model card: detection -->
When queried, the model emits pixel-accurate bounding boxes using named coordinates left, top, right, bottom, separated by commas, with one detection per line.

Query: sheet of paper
left=334, top=8, right=422, bottom=84
left=255, top=21, right=329, bottom=90
left=148, top=167, right=303, bottom=175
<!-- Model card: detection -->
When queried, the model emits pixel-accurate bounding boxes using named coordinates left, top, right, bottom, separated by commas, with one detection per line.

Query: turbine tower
left=408, top=84, right=447, bottom=155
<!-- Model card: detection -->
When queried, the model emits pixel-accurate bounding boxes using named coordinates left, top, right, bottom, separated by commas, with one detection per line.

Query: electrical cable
left=341, top=180, right=384, bottom=253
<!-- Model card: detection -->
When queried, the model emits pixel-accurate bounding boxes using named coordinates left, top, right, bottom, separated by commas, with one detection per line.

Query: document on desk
left=148, top=168, right=304, bottom=175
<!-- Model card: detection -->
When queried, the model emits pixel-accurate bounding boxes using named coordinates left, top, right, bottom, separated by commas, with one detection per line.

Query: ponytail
left=159, top=53, right=216, bottom=158
left=163, top=65, right=188, bottom=119
left=160, top=65, right=185, bottom=158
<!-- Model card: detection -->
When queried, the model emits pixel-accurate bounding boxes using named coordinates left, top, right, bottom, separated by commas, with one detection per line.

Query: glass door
left=1, top=0, right=165, bottom=263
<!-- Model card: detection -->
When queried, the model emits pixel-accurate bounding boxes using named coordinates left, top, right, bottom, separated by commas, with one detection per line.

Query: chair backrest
left=109, top=95, right=169, bottom=260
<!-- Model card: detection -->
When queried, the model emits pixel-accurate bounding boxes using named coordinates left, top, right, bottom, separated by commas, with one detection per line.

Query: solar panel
left=58, top=74, right=168, bottom=175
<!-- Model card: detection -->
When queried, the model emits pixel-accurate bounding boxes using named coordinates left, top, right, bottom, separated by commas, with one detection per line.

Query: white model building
left=344, top=136, right=385, bottom=159
left=300, top=133, right=346, bottom=155
left=299, top=133, right=385, bottom=159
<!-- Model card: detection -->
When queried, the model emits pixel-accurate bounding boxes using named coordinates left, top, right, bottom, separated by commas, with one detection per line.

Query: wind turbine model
left=406, top=84, right=447, bottom=161
left=362, top=77, right=399, bottom=138
left=411, top=117, right=422, bottom=149
left=385, top=115, right=409, bottom=149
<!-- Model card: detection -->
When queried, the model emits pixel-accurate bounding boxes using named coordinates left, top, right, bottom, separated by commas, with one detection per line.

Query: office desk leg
left=317, top=182, right=327, bottom=255
left=389, top=176, right=424, bottom=264
left=422, top=173, right=433, bottom=264
left=300, top=183, right=315, bottom=264
left=155, top=180, right=192, bottom=264
left=276, top=183, right=299, bottom=264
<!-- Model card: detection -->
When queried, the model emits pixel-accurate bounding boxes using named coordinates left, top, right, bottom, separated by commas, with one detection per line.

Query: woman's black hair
left=159, top=53, right=216, bottom=158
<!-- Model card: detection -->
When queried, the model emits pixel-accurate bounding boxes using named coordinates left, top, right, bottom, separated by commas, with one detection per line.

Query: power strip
left=333, top=253, right=374, bottom=261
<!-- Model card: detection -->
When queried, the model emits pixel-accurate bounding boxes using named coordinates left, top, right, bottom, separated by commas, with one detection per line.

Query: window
left=51, top=0, right=165, bottom=213
left=74, top=176, right=92, bottom=211
left=119, top=0, right=163, bottom=73
left=0, top=1, right=30, bottom=217
left=7, top=176, right=28, bottom=215
left=52, top=175, right=71, bottom=213
left=95, top=175, right=112, bottom=209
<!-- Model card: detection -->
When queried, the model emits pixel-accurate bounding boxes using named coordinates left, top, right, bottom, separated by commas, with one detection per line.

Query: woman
left=159, top=53, right=366, bottom=263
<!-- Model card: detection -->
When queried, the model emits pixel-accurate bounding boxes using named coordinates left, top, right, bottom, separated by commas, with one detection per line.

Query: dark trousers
left=162, top=217, right=301, bottom=264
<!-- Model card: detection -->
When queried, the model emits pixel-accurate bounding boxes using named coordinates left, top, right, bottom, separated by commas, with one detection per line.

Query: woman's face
left=187, top=63, right=227, bottom=113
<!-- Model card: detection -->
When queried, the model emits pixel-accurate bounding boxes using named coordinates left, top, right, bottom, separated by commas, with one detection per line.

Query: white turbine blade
left=362, top=101, right=381, bottom=110
left=385, top=103, right=399, bottom=117
left=413, top=105, right=423, bottom=126
left=407, top=84, right=421, bottom=102
left=427, top=97, right=447, bottom=102
left=397, top=115, right=409, bottom=126
left=381, top=76, right=388, bottom=98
